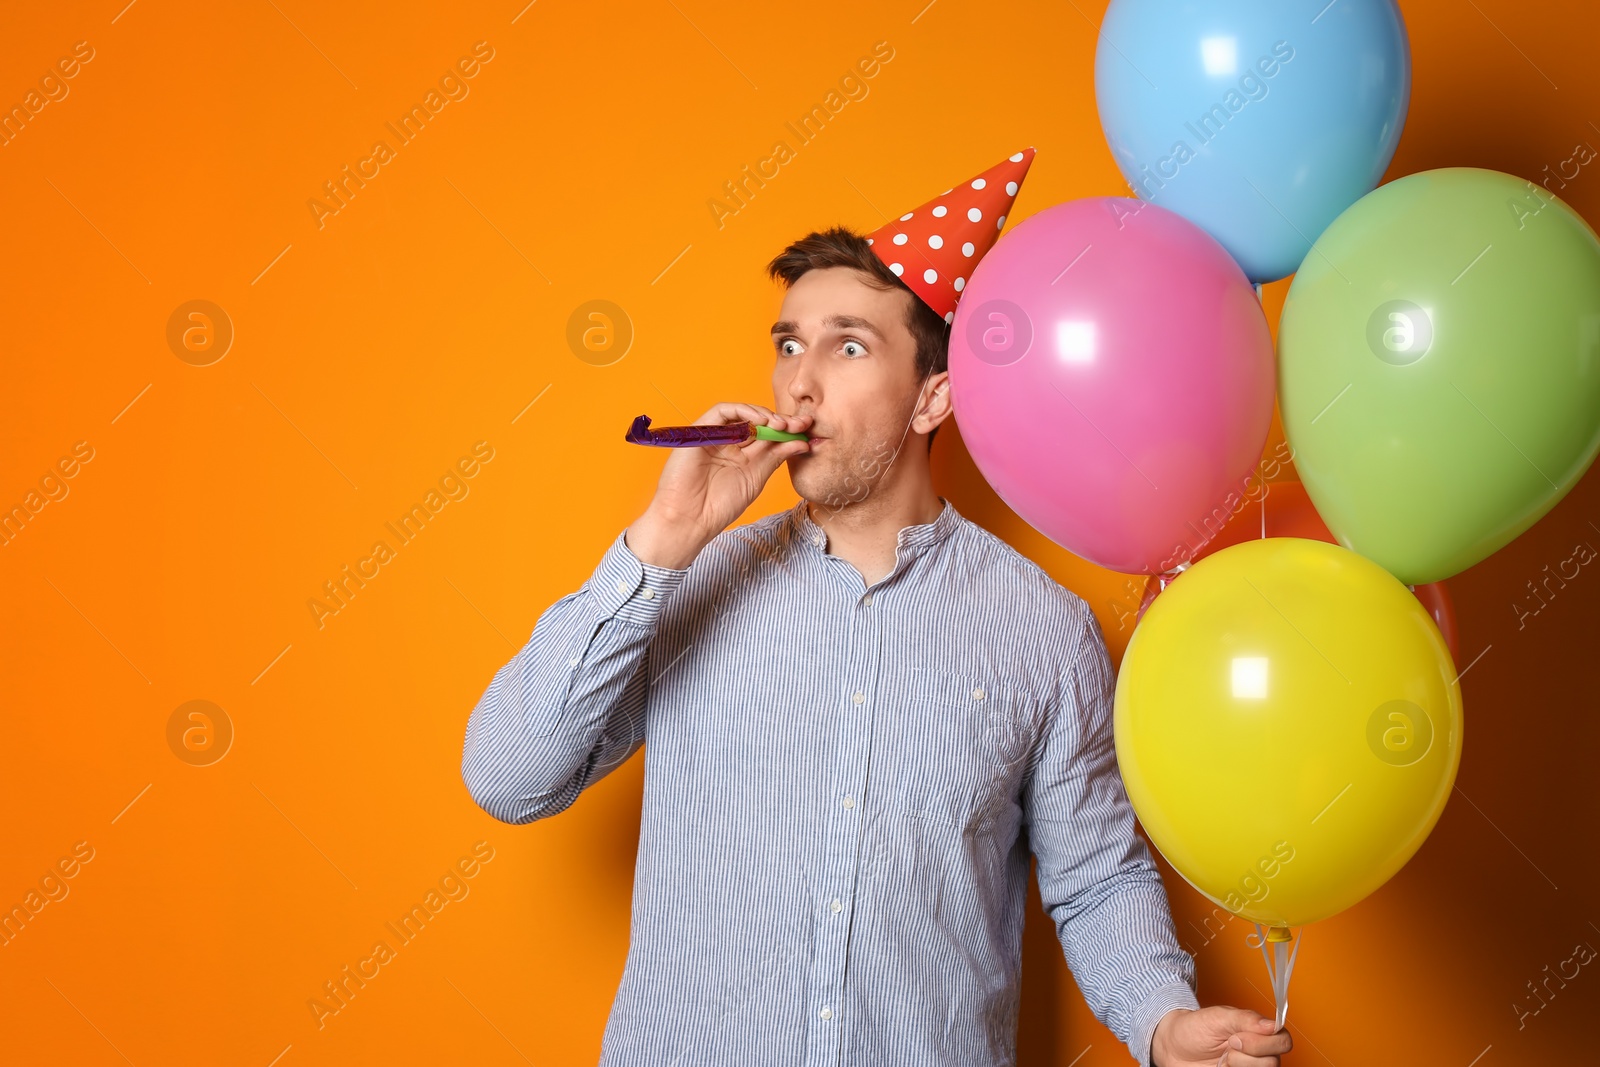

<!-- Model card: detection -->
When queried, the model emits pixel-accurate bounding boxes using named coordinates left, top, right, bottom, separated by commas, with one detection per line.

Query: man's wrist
left=1150, top=1007, right=1193, bottom=1067
left=625, top=509, right=708, bottom=571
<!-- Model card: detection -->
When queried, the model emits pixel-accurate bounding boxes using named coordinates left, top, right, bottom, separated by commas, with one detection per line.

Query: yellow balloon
left=1114, top=537, right=1462, bottom=928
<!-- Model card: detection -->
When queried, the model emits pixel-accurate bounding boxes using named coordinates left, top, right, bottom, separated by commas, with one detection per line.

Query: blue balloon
left=1095, top=0, right=1411, bottom=283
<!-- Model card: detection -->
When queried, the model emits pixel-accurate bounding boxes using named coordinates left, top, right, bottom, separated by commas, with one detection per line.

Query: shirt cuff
left=1131, top=979, right=1202, bottom=1067
left=585, top=527, right=691, bottom=626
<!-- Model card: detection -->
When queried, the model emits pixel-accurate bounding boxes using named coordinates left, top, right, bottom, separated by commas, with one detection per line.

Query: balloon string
left=1250, top=924, right=1302, bottom=1033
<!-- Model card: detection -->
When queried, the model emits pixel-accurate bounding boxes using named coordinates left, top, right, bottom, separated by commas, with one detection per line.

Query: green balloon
left=1279, top=167, right=1600, bottom=585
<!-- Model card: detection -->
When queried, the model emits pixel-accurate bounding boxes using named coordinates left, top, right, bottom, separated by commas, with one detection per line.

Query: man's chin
left=788, top=461, right=831, bottom=500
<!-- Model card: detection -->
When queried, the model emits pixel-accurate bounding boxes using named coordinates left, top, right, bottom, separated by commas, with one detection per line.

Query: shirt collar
left=789, top=494, right=961, bottom=561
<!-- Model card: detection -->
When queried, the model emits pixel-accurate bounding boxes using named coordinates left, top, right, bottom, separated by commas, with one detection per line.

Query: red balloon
left=1136, top=480, right=1461, bottom=670
left=1410, top=581, right=1460, bottom=671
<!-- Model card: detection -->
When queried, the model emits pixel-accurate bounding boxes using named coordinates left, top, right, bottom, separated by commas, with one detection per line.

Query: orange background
left=2, top=0, right=1597, bottom=1063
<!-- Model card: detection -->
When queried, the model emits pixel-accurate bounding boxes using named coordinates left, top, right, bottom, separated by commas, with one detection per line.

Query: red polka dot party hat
left=864, top=147, right=1037, bottom=324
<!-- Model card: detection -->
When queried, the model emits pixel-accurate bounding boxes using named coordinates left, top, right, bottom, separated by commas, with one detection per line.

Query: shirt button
left=819, top=1005, right=833, bottom=1020
left=568, top=657, right=579, bottom=667
left=972, top=687, right=986, bottom=701
left=642, top=588, right=655, bottom=599
left=862, top=593, right=873, bottom=606
left=830, top=898, right=843, bottom=914
left=842, top=794, right=855, bottom=809
left=616, top=579, right=629, bottom=595
left=852, top=691, right=865, bottom=705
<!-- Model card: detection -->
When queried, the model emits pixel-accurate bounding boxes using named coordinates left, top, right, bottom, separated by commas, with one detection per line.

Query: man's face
left=769, top=266, right=945, bottom=513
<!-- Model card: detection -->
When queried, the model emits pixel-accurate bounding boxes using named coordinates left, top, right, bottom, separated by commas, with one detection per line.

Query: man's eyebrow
left=769, top=314, right=885, bottom=340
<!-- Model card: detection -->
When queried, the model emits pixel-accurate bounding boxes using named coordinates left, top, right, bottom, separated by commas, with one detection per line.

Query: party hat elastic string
left=1247, top=923, right=1302, bottom=1032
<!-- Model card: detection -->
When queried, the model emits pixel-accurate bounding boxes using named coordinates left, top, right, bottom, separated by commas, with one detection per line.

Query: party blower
left=624, top=414, right=808, bottom=447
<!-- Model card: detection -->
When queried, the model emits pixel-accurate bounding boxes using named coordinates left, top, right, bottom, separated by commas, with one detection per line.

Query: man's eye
left=842, top=340, right=866, bottom=357
left=779, top=339, right=801, bottom=356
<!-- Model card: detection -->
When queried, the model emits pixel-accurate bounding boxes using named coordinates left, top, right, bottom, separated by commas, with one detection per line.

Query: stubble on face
left=790, top=377, right=929, bottom=524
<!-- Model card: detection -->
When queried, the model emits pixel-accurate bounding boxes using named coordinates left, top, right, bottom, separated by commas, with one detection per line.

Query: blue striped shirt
left=461, top=495, right=1200, bottom=1065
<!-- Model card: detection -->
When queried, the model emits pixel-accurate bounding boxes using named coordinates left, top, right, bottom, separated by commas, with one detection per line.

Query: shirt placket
left=802, top=556, right=883, bottom=1067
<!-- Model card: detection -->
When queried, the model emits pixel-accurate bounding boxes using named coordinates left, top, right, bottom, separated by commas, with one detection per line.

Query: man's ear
left=917, top=371, right=953, bottom=434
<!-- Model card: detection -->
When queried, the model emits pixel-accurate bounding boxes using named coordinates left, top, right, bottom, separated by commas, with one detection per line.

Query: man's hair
left=766, top=225, right=951, bottom=450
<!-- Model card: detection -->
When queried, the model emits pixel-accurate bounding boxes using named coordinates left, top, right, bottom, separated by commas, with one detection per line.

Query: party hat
left=864, top=147, right=1037, bottom=323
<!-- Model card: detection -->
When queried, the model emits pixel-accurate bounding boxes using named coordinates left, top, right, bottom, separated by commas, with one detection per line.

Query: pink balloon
left=949, top=197, right=1276, bottom=574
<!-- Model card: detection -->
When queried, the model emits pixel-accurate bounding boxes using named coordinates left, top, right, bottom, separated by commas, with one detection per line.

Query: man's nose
left=781, top=361, right=818, bottom=403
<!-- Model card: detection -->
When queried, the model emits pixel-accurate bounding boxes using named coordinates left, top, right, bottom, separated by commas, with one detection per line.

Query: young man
left=461, top=151, right=1293, bottom=1067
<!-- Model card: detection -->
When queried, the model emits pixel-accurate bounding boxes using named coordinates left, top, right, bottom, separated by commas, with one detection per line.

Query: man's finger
left=746, top=437, right=810, bottom=478
left=1217, top=1007, right=1274, bottom=1035
left=1231, top=1027, right=1293, bottom=1058
left=1223, top=1054, right=1281, bottom=1067
left=700, top=402, right=777, bottom=428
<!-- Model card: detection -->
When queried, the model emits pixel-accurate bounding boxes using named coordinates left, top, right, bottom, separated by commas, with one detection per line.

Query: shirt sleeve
left=1022, top=599, right=1200, bottom=1066
left=460, top=526, right=690, bottom=824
